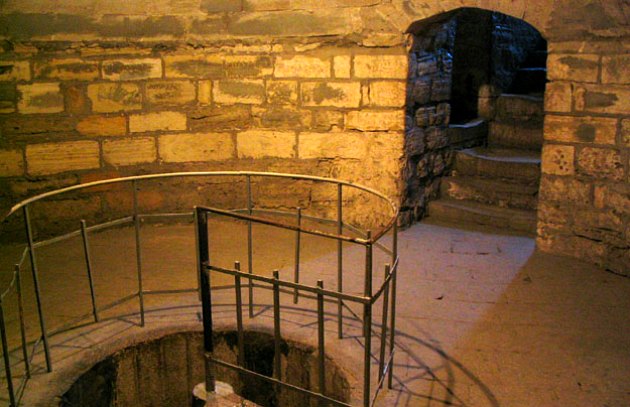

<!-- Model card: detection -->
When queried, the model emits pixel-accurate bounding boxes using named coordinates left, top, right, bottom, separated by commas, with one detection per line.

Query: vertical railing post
left=272, top=270, right=281, bottom=382
left=23, top=205, right=52, bottom=372
left=0, top=298, right=16, bottom=407
left=80, top=220, right=99, bottom=322
left=317, top=279, right=326, bottom=401
left=378, top=264, right=391, bottom=383
left=234, top=261, right=245, bottom=368
left=132, top=180, right=145, bottom=327
left=15, top=264, right=30, bottom=378
left=195, top=207, right=215, bottom=393
left=363, top=231, right=373, bottom=407
left=293, top=207, right=302, bottom=304
left=387, top=220, right=398, bottom=389
left=337, top=183, right=343, bottom=339
left=247, top=175, right=254, bottom=318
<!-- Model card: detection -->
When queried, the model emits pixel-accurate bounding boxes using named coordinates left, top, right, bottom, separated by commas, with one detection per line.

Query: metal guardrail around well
left=0, top=171, right=399, bottom=406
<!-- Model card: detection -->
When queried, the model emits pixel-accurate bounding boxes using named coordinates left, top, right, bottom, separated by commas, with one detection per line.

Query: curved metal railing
left=0, top=171, right=399, bottom=406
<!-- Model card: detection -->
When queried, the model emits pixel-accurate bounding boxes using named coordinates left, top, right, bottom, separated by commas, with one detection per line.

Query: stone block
left=266, top=80, right=297, bottom=105
left=130, top=111, right=187, bottom=133
left=228, top=9, right=359, bottom=37
left=602, top=55, right=630, bottom=84
left=213, top=79, right=265, bottom=104
left=88, top=82, right=142, bottom=112
left=0, top=60, right=31, bottom=81
left=539, top=176, right=591, bottom=204
left=26, top=141, right=100, bottom=175
left=354, top=55, right=407, bottom=79
left=103, top=137, right=156, bottom=166
left=299, top=132, right=367, bottom=159
left=0, top=83, right=16, bottom=113
left=63, top=83, right=90, bottom=114
left=102, top=58, right=162, bottom=81
left=274, top=55, right=330, bottom=78
left=425, top=127, right=448, bottom=150
left=18, top=83, right=64, bottom=113
left=146, top=80, right=195, bottom=105
left=594, top=183, right=630, bottom=214
left=431, top=73, right=451, bottom=102
left=547, top=54, right=599, bottom=82
left=2, top=115, right=75, bottom=135
left=77, top=115, right=127, bottom=136
left=164, top=54, right=223, bottom=78
left=622, top=119, right=630, bottom=147
left=544, top=82, right=572, bottom=113
left=574, top=84, right=630, bottom=115
left=410, top=77, right=431, bottom=105
left=159, top=133, right=234, bottom=162
left=333, top=55, right=351, bottom=78
left=0, top=149, right=24, bottom=177
left=541, top=144, right=575, bottom=176
left=577, top=147, right=624, bottom=181
left=34, top=59, right=99, bottom=81
left=243, top=0, right=291, bottom=11
left=252, top=106, right=309, bottom=129
left=224, top=55, right=273, bottom=77
left=544, top=115, right=617, bottom=145
left=416, top=54, right=438, bottom=76
left=312, top=110, right=343, bottom=130
left=301, top=81, right=361, bottom=108
left=237, top=130, right=296, bottom=158
left=188, top=105, right=252, bottom=131
left=346, top=110, right=404, bottom=131
left=198, top=80, right=212, bottom=104
left=368, top=81, right=406, bottom=107
left=201, top=0, right=242, bottom=12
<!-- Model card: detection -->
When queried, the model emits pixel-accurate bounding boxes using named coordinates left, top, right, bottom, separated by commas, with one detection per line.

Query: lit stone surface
left=146, top=80, right=196, bottom=105
left=266, top=80, right=297, bottom=105
left=602, top=55, right=630, bottom=84
left=77, top=115, right=127, bottom=136
left=159, top=133, right=234, bottom=162
left=26, top=141, right=100, bottom=175
left=300, top=81, right=361, bottom=108
left=103, top=137, right=157, bottom=166
left=164, top=54, right=224, bottom=78
left=544, top=115, right=617, bottom=145
left=17, top=82, right=64, bottom=113
left=547, top=54, right=599, bottom=82
left=237, top=130, right=296, bottom=158
left=333, top=55, right=351, bottom=78
left=345, top=110, right=404, bottom=131
left=34, top=58, right=99, bottom=81
left=541, top=144, right=575, bottom=175
left=0, top=60, right=31, bottom=81
left=274, top=55, right=330, bottom=78
left=367, top=81, right=407, bottom=107
left=130, top=111, right=187, bottom=133
left=574, top=84, right=630, bottom=115
left=353, top=55, right=408, bottom=79
left=544, top=82, right=572, bottom=112
left=577, top=147, right=624, bottom=181
left=102, top=58, right=162, bottom=81
left=0, top=149, right=24, bottom=176
left=198, top=80, right=213, bottom=104
left=88, top=83, right=142, bottom=112
left=213, top=80, right=265, bottom=105
left=299, top=132, right=367, bottom=159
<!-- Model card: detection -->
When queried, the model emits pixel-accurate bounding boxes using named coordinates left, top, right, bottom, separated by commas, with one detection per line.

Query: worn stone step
left=489, top=121, right=543, bottom=150
left=427, top=198, right=537, bottom=234
left=441, top=176, right=538, bottom=210
left=509, top=67, right=547, bottom=94
left=495, top=94, right=544, bottom=122
left=454, top=147, right=541, bottom=182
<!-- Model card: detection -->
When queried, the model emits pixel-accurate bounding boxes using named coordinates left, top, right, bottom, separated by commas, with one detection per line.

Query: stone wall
left=0, top=0, right=628, bottom=274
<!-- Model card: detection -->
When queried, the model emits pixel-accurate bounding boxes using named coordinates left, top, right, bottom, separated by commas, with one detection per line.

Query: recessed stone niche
left=61, top=330, right=350, bottom=407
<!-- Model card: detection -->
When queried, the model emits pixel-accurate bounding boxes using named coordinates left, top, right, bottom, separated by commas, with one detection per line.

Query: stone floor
left=1, top=216, right=629, bottom=406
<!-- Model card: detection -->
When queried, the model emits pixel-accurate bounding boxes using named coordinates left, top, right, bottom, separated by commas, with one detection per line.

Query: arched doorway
left=402, top=8, right=546, bottom=235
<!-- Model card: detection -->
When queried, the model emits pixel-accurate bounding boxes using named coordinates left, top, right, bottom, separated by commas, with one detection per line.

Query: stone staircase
left=427, top=47, right=545, bottom=235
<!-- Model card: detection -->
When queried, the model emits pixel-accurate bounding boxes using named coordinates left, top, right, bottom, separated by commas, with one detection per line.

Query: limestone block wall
left=0, top=0, right=628, bottom=274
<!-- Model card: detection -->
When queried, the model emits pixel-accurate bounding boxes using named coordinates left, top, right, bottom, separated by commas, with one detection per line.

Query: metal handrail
left=0, top=171, right=399, bottom=406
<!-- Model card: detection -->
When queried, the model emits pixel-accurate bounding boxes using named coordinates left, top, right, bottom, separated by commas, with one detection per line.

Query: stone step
left=427, top=198, right=537, bottom=234
left=454, top=147, right=541, bottom=182
left=488, top=121, right=543, bottom=150
left=495, top=94, right=544, bottom=122
left=509, top=67, right=547, bottom=94
left=441, top=176, right=538, bottom=210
